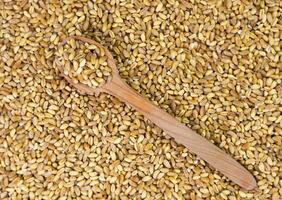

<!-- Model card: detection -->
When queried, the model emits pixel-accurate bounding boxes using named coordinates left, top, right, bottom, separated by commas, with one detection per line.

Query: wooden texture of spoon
left=55, top=36, right=257, bottom=190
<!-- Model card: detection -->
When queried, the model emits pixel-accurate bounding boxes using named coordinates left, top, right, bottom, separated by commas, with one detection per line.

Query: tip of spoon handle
left=234, top=171, right=257, bottom=190
left=243, top=178, right=257, bottom=191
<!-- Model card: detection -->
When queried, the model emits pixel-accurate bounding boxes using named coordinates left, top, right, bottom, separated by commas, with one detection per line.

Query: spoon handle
left=103, top=76, right=257, bottom=190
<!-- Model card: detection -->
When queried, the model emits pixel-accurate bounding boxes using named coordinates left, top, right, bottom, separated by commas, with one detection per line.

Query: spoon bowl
left=56, top=35, right=120, bottom=95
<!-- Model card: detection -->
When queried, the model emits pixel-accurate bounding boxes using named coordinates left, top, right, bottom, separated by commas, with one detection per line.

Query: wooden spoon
left=55, top=36, right=257, bottom=190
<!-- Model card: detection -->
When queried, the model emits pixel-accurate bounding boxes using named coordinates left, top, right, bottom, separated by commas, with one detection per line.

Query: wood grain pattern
left=56, top=36, right=257, bottom=190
